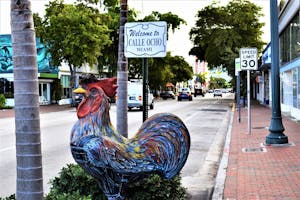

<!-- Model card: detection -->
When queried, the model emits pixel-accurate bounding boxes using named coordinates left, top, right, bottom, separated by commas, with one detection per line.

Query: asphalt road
left=0, top=92, right=234, bottom=198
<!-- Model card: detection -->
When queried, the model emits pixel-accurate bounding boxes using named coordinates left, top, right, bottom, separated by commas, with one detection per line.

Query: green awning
left=39, top=73, right=58, bottom=78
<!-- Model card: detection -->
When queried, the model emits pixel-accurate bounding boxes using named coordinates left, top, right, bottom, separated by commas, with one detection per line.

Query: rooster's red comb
left=88, top=77, right=117, bottom=98
left=99, top=77, right=117, bottom=98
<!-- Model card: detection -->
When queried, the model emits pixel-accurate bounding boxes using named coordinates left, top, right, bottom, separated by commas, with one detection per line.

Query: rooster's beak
left=73, top=87, right=88, bottom=95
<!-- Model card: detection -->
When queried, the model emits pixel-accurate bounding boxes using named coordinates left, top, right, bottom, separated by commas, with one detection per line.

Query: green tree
left=97, top=3, right=137, bottom=77
left=148, top=56, right=173, bottom=91
left=11, top=0, right=44, bottom=199
left=128, top=53, right=193, bottom=91
left=146, top=53, right=193, bottom=91
left=168, top=55, right=193, bottom=84
left=34, top=0, right=112, bottom=91
left=195, top=72, right=207, bottom=85
left=209, top=77, right=227, bottom=89
left=142, top=11, right=186, bottom=34
left=189, top=0, right=265, bottom=78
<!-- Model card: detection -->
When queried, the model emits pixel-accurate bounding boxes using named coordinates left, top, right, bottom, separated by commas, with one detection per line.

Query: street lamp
left=265, top=0, right=288, bottom=144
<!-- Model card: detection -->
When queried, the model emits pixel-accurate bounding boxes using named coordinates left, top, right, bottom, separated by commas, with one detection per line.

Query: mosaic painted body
left=70, top=77, right=190, bottom=200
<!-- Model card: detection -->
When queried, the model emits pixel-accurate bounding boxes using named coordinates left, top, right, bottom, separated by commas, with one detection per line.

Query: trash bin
left=240, top=96, right=247, bottom=107
left=265, top=99, right=269, bottom=105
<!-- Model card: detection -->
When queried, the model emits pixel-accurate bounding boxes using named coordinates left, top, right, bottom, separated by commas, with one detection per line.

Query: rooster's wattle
left=70, top=76, right=190, bottom=199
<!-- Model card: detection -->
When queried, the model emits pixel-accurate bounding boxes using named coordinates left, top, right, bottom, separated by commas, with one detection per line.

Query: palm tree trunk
left=11, top=0, right=44, bottom=199
left=116, top=0, right=128, bottom=138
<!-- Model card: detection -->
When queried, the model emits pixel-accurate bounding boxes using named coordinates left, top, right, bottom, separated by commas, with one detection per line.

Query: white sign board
left=240, top=47, right=258, bottom=70
left=124, top=21, right=167, bottom=58
left=235, top=57, right=241, bottom=76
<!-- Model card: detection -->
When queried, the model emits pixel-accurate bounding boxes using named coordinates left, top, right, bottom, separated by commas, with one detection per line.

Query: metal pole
left=265, top=0, right=288, bottom=144
left=262, top=71, right=265, bottom=104
left=247, top=70, right=251, bottom=134
left=237, top=71, right=241, bottom=122
left=116, top=0, right=128, bottom=138
left=142, top=58, right=148, bottom=122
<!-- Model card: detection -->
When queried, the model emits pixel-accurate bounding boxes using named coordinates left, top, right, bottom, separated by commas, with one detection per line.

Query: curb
left=185, top=106, right=232, bottom=200
left=211, top=109, right=234, bottom=199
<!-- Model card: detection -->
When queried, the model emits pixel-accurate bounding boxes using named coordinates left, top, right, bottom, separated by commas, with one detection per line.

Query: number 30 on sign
left=240, top=47, right=258, bottom=70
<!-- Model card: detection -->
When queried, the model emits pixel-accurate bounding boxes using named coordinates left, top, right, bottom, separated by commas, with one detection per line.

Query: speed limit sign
left=240, top=47, right=258, bottom=70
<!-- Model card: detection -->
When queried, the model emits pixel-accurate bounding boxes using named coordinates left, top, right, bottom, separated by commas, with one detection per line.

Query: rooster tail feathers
left=136, top=113, right=190, bottom=179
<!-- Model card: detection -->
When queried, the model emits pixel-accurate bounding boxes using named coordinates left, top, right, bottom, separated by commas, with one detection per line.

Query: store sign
left=124, top=21, right=167, bottom=58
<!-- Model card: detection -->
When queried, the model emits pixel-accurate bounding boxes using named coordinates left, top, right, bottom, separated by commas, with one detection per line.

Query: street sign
left=235, top=57, right=241, bottom=76
left=124, top=21, right=167, bottom=58
left=239, top=47, right=257, bottom=134
left=240, top=47, right=258, bottom=70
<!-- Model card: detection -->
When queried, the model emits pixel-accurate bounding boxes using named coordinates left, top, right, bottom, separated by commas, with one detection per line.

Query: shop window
left=280, top=12, right=300, bottom=65
left=280, top=28, right=290, bottom=65
left=0, top=78, right=14, bottom=98
left=61, top=75, right=71, bottom=98
left=281, top=70, right=293, bottom=106
left=293, top=68, right=297, bottom=107
left=290, top=14, right=300, bottom=61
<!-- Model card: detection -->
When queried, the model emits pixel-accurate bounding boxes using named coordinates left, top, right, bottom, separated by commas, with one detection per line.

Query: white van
left=128, top=81, right=154, bottom=110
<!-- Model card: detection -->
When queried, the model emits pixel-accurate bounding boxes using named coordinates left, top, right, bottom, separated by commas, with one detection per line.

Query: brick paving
left=224, top=104, right=300, bottom=200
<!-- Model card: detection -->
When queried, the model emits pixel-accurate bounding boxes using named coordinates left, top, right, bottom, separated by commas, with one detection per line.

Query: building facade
left=256, top=0, right=300, bottom=120
left=0, top=34, right=99, bottom=106
left=279, top=0, right=300, bottom=120
left=0, top=34, right=59, bottom=106
left=0, top=1, right=100, bottom=106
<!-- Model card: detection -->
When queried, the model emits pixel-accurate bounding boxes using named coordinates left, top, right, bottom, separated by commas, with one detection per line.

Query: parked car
left=128, top=82, right=154, bottom=110
left=73, top=93, right=84, bottom=107
left=160, top=91, right=176, bottom=100
left=178, top=87, right=193, bottom=101
left=221, top=88, right=227, bottom=93
left=213, top=89, right=222, bottom=97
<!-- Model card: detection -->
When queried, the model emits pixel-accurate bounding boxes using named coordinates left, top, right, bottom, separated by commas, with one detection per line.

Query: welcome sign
left=124, top=21, right=167, bottom=58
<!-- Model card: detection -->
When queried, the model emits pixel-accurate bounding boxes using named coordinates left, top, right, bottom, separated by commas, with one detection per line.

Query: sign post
left=235, top=58, right=241, bottom=123
left=240, top=47, right=258, bottom=134
left=124, top=21, right=167, bottom=121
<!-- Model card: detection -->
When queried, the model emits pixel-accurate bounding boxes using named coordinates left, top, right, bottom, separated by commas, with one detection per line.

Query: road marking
left=184, top=111, right=201, bottom=123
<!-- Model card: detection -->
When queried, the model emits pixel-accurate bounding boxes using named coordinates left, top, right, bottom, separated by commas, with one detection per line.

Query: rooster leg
left=97, top=180, right=124, bottom=200
left=91, top=167, right=126, bottom=200
left=106, top=193, right=124, bottom=200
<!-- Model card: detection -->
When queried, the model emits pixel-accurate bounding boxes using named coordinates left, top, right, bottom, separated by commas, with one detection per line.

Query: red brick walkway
left=224, top=105, right=300, bottom=199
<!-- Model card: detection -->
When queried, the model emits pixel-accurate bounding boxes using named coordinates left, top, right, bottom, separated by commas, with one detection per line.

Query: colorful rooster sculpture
left=70, top=76, right=190, bottom=200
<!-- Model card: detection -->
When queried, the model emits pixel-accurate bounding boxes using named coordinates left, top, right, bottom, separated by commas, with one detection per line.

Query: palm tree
left=116, top=0, right=128, bottom=138
left=11, top=0, right=44, bottom=199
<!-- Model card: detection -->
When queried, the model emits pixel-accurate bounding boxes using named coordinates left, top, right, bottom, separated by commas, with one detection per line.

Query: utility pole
left=117, top=0, right=128, bottom=138
left=265, top=0, right=288, bottom=144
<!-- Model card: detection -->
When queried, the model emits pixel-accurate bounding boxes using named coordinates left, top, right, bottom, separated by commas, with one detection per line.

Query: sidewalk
left=220, top=104, right=300, bottom=199
left=0, top=104, right=74, bottom=119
